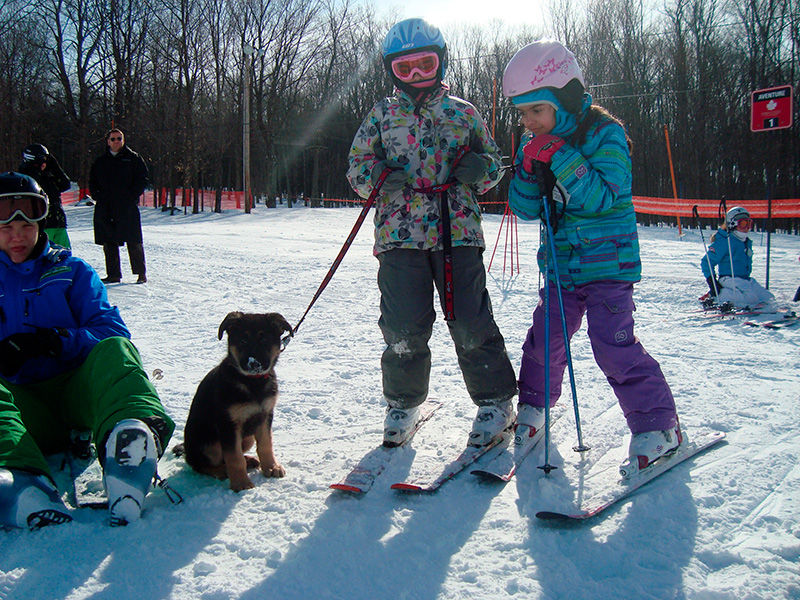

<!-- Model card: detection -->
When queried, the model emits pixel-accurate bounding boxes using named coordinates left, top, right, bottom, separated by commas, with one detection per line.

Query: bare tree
left=36, top=0, right=106, bottom=189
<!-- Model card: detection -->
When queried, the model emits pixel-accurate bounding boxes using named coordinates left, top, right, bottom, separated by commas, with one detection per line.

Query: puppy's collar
left=244, top=371, right=272, bottom=380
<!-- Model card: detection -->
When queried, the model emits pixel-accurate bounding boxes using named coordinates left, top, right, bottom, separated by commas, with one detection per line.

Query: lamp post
left=243, top=43, right=265, bottom=213
left=242, top=43, right=254, bottom=213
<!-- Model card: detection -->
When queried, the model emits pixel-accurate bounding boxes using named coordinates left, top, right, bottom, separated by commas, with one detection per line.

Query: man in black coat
left=89, top=129, right=149, bottom=284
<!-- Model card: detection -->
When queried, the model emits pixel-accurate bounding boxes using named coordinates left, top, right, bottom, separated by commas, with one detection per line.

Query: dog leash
left=286, top=147, right=472, bottom=346
left=285, top=167, right=393, bottom=348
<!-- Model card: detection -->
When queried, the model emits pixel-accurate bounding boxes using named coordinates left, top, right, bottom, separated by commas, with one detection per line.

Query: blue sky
left=377, top=0, right=548, bottom=28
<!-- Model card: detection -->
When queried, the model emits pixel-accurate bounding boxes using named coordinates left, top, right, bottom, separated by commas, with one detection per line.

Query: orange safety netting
left=62, top=190, right=800, bottom=219
left=632, top=196, right=800, bottom=219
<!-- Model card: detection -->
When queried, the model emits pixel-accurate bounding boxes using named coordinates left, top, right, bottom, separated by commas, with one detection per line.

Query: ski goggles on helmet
left=733, top=217, right=753, bottom=228
left=390, top=51, right=440, bottom=83
left=0, top=194, right=49, bottom=224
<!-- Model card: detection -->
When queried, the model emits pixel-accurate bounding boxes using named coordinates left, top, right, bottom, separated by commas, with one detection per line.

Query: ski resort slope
left=1, top=203, right=798, bottom=600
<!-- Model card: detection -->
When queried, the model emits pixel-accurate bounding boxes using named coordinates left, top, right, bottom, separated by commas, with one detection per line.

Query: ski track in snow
left=1, top=204, right=799, bottom=600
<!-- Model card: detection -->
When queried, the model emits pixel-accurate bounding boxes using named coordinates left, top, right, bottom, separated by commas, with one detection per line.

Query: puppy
left=175, top=312, right=293, bottom=492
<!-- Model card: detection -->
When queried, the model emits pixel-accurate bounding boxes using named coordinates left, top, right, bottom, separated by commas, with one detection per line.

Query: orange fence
left=633, top=196, right=800, bottom=219
left=64, top=189, right=247, bottom=210
left=62, top=189, right=800, bottom=218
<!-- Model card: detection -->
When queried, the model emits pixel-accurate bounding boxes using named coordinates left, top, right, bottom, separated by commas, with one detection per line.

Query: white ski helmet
left=726, top=206, right=750, bottom=229
left=502, top=40, right=585, bottom=100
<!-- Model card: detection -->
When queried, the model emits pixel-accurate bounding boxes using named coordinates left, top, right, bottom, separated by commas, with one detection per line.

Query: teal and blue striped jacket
left=508, top=116, right=640, bottom=289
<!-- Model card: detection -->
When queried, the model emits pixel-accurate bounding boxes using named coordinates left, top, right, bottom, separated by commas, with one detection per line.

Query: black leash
left=412, top=145, right=470, bottom=321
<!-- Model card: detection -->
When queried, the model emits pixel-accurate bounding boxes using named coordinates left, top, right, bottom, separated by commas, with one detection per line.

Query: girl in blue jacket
left=701, top=206, right=774, bottom=309
left=0, top=172, right=173, bottom=529
left=503, top=41, right=680, bottom=475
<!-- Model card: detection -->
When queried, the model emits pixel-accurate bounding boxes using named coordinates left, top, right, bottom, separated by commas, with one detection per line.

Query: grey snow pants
left=377, top=247, right=517, bottom=409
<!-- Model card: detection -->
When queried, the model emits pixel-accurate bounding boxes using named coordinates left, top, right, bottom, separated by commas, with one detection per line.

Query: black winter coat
left=18, top=156, right=71, bottom=230
left=89, top=145, right=149, bottom=245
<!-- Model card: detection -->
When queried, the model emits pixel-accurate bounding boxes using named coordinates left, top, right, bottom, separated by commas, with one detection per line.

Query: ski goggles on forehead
left=0, top=194, right=49, bottom=224
left=391, top=51, right=440, bottom=83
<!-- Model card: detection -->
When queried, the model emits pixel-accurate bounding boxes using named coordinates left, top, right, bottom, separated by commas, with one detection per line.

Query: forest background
left=0, top=0, right=797, bottom=216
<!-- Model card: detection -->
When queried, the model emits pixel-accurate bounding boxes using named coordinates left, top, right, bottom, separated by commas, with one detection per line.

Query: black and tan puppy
left=176, top=311, right=293, bottom=492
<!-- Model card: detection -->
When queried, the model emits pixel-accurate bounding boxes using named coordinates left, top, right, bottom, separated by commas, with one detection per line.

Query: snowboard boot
left=0, top=468, right=72, bottom=530
left=620, top=425, right=683, bottom=479
left=469, top=399, right=515, bottom=447
left=383, top=405, right=421, bottom=448
left=514, top=404, right=546, bottom=447
left=103, top=419, right=158, bottom=526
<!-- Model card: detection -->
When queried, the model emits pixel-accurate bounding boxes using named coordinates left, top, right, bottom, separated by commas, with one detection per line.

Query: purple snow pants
left=517, top=281, right=677, bottom=434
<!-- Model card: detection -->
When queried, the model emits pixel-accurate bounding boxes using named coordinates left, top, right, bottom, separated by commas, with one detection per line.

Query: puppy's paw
left=262, top=463, right=286, bottom=478
left=245, top=456, right=261, bottom=470
left=229, top=477, right=255, bottom=492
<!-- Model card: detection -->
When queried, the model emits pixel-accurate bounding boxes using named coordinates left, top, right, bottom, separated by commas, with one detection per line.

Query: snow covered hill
left=1, top=203, right=798, bottom=600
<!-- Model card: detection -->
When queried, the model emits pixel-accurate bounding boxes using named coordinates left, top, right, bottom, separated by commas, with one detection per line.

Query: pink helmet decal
left=503, top=40, right=585, bottom=98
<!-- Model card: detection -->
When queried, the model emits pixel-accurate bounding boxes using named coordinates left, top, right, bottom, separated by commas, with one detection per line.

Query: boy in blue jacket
left=0, top=172, right=173, bottom=529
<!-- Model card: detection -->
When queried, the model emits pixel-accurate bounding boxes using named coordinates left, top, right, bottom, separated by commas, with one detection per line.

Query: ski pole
left=534, top=165, right=587, bottom=475
left=725, top=226, right=743, bottom=308
left=693, top=205, right=719, bottom=298
left=534, top=162, right=588, bottom=455
left=539, top=217, right=554, bottom=473
left=287, top=167, right=393, bottom=347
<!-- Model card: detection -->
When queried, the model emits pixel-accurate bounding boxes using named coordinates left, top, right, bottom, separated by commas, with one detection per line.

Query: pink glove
left=522, top=134, right=565, bottom=172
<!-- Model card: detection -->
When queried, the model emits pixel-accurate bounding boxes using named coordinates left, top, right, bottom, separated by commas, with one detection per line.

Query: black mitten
left=0, top=329, right=63, bottom=377
left=452, top=152, right=486, bottom=184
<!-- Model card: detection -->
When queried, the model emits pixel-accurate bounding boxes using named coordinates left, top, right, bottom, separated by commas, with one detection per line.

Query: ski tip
left=329, top=484, right=366, bottom=493
left=470, top=469, right=507, bottom=482
left=535, top=511, right=583, bottom=521
left=390, top=482, right=424, bottom=492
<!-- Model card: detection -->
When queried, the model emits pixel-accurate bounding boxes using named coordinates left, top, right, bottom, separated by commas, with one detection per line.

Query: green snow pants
left=45, top=227, right=71, bottom=249
left=0, top=337, right=174, bottom=478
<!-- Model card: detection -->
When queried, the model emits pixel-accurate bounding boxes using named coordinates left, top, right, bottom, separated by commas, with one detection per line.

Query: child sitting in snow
left=701, top=206, right=774, bottom=310
left=0, top=172, right=174, bottom=529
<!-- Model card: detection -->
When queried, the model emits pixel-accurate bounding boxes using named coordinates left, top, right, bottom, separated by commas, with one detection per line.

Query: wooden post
left=663, top=124, right=682, bottom=236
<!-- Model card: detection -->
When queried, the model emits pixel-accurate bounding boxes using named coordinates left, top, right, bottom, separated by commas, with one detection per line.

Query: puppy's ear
left=218, top=311, right=244, bottom=340
left=269, top=313, right=293, bottom=335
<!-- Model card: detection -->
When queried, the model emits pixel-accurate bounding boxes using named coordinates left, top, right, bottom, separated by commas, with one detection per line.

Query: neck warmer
left=512, top=89, right=594, bottom=139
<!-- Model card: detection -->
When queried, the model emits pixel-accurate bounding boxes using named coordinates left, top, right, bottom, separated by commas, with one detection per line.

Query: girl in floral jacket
left=346, top=18, right=517, bottom=449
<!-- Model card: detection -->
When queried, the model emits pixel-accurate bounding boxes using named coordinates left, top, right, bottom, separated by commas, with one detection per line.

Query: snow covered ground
left=1, top=202, right=799, bottom=600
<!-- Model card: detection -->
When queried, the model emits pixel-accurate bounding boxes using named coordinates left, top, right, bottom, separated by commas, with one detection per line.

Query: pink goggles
left=391, top=51, right=440, bottom=83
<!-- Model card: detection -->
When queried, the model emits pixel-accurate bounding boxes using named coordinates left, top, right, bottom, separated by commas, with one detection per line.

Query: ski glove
left=706, top=276, right=720, bottom=297
left=522, top=134, right=565, bottom=172
left=371, top=160, right=407, bottom=194
left=0, top=329, right=64, bottom=377
left=452, top=151, right=486, bottom=185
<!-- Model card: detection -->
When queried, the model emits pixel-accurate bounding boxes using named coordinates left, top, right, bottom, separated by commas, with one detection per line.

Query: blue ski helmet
left=382, top=18, right=447, bottom=80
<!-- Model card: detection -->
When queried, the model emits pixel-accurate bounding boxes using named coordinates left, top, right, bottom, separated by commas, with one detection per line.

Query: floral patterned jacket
left=347, top=85, right=504, bottom=255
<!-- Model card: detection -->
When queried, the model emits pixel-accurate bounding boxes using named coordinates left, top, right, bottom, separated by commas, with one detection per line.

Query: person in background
left=346, top=18, right=518, bottom=449
left=701, top=206, right=774, bottom=309
left=89, top=129, right=149, bottom=284
left=0, top=172, right=173, bottom=529
left=18, top=144, right=72, bottom=249
left=503, top=40, right=681, bottom=475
